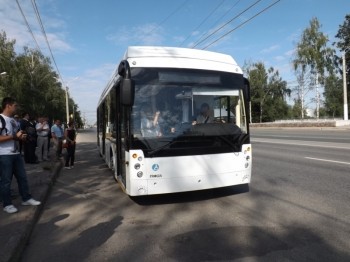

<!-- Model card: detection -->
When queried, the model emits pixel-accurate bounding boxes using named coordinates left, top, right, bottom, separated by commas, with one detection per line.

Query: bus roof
left=123, top=46, right=242, bottom=74
left=98, top=46, right=243, bottom=107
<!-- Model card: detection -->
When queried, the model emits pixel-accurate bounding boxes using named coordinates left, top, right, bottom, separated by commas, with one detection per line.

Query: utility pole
left=316, top=73, right=319, bottom=119
left=65, top=86, right=70, bottom=124
left=343, top=52, right=348, bottom=121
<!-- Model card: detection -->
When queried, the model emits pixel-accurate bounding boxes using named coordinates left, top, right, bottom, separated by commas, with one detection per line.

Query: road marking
left=305, top=157, right=350, bottom=166
left=252, top=138, right=350, bottom=150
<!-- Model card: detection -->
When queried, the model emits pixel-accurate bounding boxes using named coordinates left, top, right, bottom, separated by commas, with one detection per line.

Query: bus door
left=101, top=102, right=106, bottom=156
left=116, top=83, right=129, bottom=185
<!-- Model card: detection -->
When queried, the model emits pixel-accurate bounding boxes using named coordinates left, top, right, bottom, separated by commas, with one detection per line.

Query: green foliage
left=245, top=62, right=290, bottom=123
left=323, top=74, right=343, bottom=117
left=292, top=17, right=348, bottom=119
left=334, top=14, right=350, bottom=75
left=293, top=18, right=335, bottom=83
left=0, top=30, right=82, bottom=125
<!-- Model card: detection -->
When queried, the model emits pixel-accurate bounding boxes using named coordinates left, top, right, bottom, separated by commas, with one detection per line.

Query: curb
left=8, top=161, right=63, bottom=262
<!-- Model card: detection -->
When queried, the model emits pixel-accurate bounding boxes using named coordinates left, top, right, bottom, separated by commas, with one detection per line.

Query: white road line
left=305, top=157, right=350, bottom=166
left=252, top=138, right=350, bottom=150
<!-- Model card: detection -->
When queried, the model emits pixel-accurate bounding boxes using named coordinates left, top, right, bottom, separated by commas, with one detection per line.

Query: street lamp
left=0, top=72, right=8, bottom=89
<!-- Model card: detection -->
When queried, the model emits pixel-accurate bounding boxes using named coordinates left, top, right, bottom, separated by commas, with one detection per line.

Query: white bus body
left=97, top=46, right=251, bottom=196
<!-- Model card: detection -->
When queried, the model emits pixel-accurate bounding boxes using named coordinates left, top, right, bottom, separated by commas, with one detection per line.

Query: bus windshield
left=130, top=68, right=249, bottom=156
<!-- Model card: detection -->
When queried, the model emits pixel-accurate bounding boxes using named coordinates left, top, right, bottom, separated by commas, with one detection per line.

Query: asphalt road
left=21, top=127, right=350, bottom=261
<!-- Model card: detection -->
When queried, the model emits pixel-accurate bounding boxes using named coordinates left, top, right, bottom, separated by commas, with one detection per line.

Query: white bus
left=97, top=46, right=251, bottom=196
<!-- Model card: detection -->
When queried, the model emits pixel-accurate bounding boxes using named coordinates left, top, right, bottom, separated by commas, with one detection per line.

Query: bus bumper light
left=137, top=171, right=143, bottom=178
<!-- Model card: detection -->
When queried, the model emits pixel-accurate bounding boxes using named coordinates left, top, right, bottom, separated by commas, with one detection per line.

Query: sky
left=0, top=0, right=349, bottom=124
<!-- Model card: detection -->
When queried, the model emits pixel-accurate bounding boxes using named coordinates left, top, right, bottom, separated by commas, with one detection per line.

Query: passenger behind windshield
left=140, top=105, right=162, bottom=137
left=193, top=103, right=214, bottom=125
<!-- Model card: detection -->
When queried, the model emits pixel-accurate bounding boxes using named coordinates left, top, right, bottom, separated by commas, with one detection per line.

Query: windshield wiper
left=217, top=133, right=249, bottom=150
left=147, top=139, right=179, bottom=156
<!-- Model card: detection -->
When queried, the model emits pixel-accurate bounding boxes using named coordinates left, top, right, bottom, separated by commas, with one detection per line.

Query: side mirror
left=121, top=78, right=135, bottom=106
left=244, top=77, right=251, bottom=102
left=118, top=60, right=135, bottom=106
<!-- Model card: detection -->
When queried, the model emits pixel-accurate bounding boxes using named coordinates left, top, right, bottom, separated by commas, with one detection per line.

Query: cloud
left=107, top=23, right=165, bottom=46
left=0, top=0, right=72, bottom=53
left=68, top=63, right=116, bottom=124
left=260, top=44, right=280, bottom=54
left=285, top=48, right=295, bottom=58
left=274, top=55, right=285, bottom=62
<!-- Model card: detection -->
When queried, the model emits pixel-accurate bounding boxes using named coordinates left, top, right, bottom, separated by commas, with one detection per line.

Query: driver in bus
left=140, top=105, right=162, bottom=137
left=193, top=103, right=214, bottom=125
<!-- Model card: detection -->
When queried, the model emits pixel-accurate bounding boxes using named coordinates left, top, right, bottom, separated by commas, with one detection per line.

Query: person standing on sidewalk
left=0, top=97, right=41, bottom=214
left=51, top=119, right=64, bottom=160
left=20, top=113, right=38, bottom=164
left=36, top=117, right=50, bottom=161
left=64, top=121, right=76, bottom=169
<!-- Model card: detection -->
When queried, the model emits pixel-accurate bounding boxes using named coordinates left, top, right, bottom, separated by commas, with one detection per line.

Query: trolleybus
left=97, top=46, right=251, bottom=196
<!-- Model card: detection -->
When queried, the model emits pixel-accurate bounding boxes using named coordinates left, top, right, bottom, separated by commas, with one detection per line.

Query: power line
left=179, top=0, right=226, bottom=47
left=192, top=0, right=241, bottom=47
left=191, top=0, right=263, bottom=49
left=137, top=0, right=189, bottom=45
left=31, top=0, right=63, bottom=81
left=201, top=0, right=282, bottom=50
left=15, top=0, right=41, bottom=51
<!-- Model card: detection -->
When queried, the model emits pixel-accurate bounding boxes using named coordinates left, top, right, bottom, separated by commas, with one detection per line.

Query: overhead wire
left=190, top=0, right=241, bottom=48
left=191, top=0, right=263, bottom=49
left=31, top=0, right=63, bottom=81
left=15, top=0, right=41, bottom=51
left=201, top=0, right=282, bottom=50
left=137, top=0, right=190, bottom=45
left=178, top=0, right=226, bottom=47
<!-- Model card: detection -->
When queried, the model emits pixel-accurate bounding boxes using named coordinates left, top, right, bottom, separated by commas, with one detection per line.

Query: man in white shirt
left=0, top=97, right=41, bottom=214
left=51, top=119, right=64, bottom=160
left=36, top=117, right=49, bottom=161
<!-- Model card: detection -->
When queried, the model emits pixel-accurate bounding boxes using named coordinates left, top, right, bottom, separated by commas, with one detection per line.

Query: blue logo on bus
left=152, top=164, right=159, bottom=171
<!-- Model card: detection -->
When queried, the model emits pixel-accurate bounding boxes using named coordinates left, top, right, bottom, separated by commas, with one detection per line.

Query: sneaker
left=3, top=205, right=18, bottom=214
left=22, top=198, right=41, bottom=206
left=64, top=166, right=71, bottom=170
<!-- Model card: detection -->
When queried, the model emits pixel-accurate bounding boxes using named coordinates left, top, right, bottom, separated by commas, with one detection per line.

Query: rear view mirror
left=118, top=60, right=135, bottom=106
left=120, top=79, right=135, bottom=106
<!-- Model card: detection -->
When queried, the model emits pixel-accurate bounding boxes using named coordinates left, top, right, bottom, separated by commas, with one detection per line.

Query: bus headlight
left=134, top=163, right=141, bottom=170
left=137, top=171, right=143, bottom=178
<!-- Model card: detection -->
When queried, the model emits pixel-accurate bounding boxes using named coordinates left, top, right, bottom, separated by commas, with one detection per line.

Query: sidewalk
left=0, top=150, right=63, bottom=262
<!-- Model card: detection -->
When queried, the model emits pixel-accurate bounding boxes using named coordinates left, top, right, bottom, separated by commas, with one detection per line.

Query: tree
left=293, top=17, right=335, bottom=119
left=245, top=62, right=290, bottom=123
left=333, top=14, right=350, bottom=119
left=334, top=14, right=350, bottom=74
left=0, top=31, right=16, bottom=99
left=0, top=30, right=81, bottom=124
left=323, top=73, right=343, bottom=117
left=292, top=64, right=315, bottom=118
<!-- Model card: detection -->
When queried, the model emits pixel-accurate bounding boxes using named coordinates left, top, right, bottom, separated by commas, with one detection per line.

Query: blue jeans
left=0, top=154, right=32, bottom=207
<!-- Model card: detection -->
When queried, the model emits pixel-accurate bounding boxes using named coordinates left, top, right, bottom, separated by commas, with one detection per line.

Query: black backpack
left=0, top=114, right=8, bottom=135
